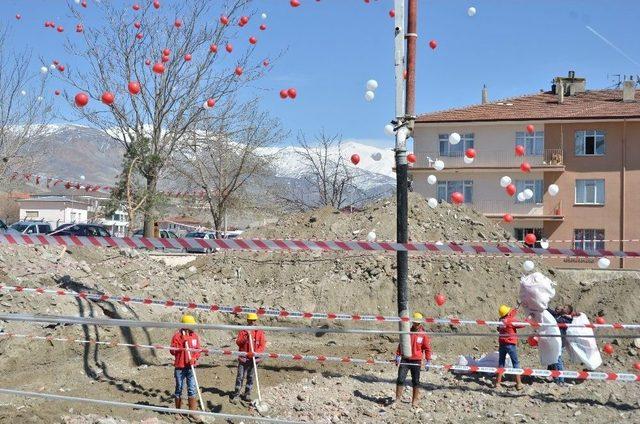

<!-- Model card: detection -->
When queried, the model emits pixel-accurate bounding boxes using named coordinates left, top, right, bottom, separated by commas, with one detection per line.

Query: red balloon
left=527, top=336, right=539, bottom=347
left=350, top=154, right=360, bottom=165
left=407, top=153, right=417, bottom=163
left=524, top=233, right=537, bottom=245
left=234, top=67, right=243, bottom=76
left=526, top=124, right=535, bottom=134
left=429, top=39, right=437, bottom=49
left=132, top=4, right=140, bottom=11
left=162, top=48, right=171, bottom=56
left=451, top=191, right=464, bottom=205
left=54, top=90, right=61, bottom=96
left=434, top=293, right=446, bottom=307
left=128, top=81, right=141, bottom=95
left=206, top=98, right=215, bottom=108
left=74, top=92, right=89, bottom=107
left=249, top=36, right=257, bottom=45
left=145, top=59, right=151, bottom=65
left=260, top=24, right=267, bottom=31
left=153, top=1, right=160, bottom=9
left=16, top=14, right=21, bottom=20
left=290, top=0, right=301, bottom=7
left=210, top=44, right=218, bottom=53
left=184, top=54, right=192, bottom=61
left=152, top=62, right=165, bottom=74
left=505, top=184, right=517, bottom=196
left=101, top=91, right=115, bottom=105
left=174, top=19, right=182, bottom=28
left=161, top=55, right=170, bottom=63
left=134, top=22, right=141, bottom=29
left=57, top=26, right=64, bottom=33
left=502, top=213, right=514, bottom=223
left=226, top=43, right=233, bottom=53
left=603, top=343, right=614, bottom=355
left=136, top=33, right=143, bottom=40
left=220, top=16, right=229, bottom=25
left=634, top=362, right=640, bottom=371
left=57, top=65, right=65, bottom=72
left=515, top=145, right=525, bottom=156
left=595, top=316, right=606, bottom=325
left=465, top=148, right=476, bottom=158
left=263, top=59, right=270, bottom=67
left=76, top=24, right=84, bottom=33
left=389, top=9, right=395, bottom=18
left=520, top=162, right=531, bottom=173
left=279, top=89, right=289, bottom=99
left=287, top=88, right=297, bottom=99
left=239, top=16, right=249, bottom=25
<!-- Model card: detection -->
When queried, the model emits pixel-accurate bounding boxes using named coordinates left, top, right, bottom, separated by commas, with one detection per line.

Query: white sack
left=531, top=310, right=562, bottom=367
left=519, top=272, right=557, bottom=313
left=566, top=313, right=602, bottom=370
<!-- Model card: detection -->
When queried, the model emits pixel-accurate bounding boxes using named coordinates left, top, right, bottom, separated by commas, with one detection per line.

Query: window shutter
left=535, top=180, right=543, bottom=203
left=575, top=180, right=584, bottom=203
left=596, top=180, right=605, bottom=204
left=439, top=135, right=447, bottom=156
left=575, top=131, right=585, bottom=155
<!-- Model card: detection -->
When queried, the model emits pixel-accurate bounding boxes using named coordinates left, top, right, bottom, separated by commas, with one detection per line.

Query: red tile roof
left=416, top=89, right=640, bottom=123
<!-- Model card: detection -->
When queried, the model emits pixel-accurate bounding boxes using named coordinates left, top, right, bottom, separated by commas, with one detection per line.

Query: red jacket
left=170, top=330, right=201, bottom=368
left=396, top=331, right=432, bottom=361
left=236, top=329, right=266, bottom=363
left=498, top=309, right=525, bottom=345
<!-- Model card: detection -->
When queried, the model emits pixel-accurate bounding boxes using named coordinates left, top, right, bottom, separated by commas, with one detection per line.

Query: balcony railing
left=419, top=149, right=564, bottom=169
left=471, top=200, right=563, bottom=217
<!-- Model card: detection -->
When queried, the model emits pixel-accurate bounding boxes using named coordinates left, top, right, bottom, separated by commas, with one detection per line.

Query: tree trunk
left=142, top=173, right=158, bottom=237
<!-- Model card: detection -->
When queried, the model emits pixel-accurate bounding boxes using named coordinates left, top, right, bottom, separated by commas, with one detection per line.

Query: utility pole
left=393, top=0, right=417, bottom=356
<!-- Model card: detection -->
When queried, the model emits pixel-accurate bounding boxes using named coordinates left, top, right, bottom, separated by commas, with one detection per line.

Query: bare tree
left=172, top=99, right=284, bottom=232
left=0, top=29, right=53, bottom=184
left=59, top=0, right=274, bottom=235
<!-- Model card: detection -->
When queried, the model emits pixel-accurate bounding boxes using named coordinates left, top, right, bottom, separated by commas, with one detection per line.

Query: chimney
left=623, top=80, right=636, bottom=102
left=556, top=79, right=565, bottom=104
left=481, top=85, right=488, bottom=104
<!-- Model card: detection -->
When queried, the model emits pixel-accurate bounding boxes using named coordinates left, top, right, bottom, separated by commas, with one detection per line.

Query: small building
left=17, top=196, right=89, bottom=229
left=98, top=209, right=129, bottom=238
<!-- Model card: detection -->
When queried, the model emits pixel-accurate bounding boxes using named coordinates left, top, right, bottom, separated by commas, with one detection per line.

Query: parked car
left=52, top=223, right=111, bottom=237
left=0, top=219, right=20, bottom=235
left=184, top=231, right=217, bottom=253
left=10, top=220, right=52, bottom=235
left=133, top=229, right=178, bottom=239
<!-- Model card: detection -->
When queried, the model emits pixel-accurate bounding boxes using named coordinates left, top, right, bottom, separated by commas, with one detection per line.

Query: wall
left=18, top=201, right=88, bottom=229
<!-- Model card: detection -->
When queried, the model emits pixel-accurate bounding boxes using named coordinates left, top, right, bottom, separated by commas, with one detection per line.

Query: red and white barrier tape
left=1, top=332, right=637, bottom=382
left=1, top=234, right=639, bottom=258
left=2, top=283, right=637, bottom=331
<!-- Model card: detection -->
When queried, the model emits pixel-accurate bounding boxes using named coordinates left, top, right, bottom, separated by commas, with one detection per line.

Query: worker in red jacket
left=496, top=305, right=525, bottom=390
left=231, top=313, right=266, bottom=402
left=170, top=315, right=202, bottom=412
left=392, top=312, right=431, bottom=409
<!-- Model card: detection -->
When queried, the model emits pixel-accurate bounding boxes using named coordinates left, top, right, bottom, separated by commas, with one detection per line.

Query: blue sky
left=3, top=0, right=640, bottom=148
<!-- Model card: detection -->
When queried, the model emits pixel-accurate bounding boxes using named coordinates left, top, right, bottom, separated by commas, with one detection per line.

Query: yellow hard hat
left=181, top=315, right=196, bottom=325
left=412, top=312, right=424, bottom=321
left=498, top=305, right=512, bottom=318
left=247, top=313, right=258, bottom=321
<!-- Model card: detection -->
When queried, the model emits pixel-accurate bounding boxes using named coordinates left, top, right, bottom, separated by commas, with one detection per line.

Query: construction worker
left=170, top=315, right=202, bottom=412
left=392, top=312, right=431, bottom=409
left=496, top=305, right=524, bottom=390
left=231, top=313, right=266, bottom=402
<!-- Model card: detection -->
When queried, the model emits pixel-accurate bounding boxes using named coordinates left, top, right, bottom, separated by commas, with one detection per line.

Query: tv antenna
left=607, top=74, right=640, bottom=88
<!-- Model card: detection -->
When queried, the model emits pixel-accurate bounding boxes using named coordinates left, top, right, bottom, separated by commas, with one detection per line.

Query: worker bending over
left=231, top=313, right=266, bottom=402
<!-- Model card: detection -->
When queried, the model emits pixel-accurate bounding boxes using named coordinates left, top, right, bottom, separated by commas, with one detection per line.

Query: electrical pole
left=394, top=0, right=417, bottom=356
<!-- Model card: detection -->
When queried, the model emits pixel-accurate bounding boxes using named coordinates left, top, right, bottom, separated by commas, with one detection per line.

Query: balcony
left=414, top=149, right=564, bottom=171
left=471, top=199, right=564, bottom=221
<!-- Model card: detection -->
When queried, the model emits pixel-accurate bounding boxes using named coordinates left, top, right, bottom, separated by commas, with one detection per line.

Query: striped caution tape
left=1, top=233, right=640, bottom=258
left=2, top=283, right=637, bottom=331
left=1, top=331, right=637, bottom=382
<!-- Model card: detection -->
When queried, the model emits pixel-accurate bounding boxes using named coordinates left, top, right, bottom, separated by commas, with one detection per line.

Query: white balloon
left=463, top=155, right=474, bottom=164
left=523, top=260, right=535, bottom=272
left=500, top=176, right=512, bottom=188
left=366, top=79, right=378, bottom=91
left=50, top=64, right=56, bottom=70
left=517, top=192, right=526, bottom=202
left=371, top=152, right=382, bottom=161
left=433, top=160, right=445, bottom=171
left=548, top=184, right=560, bottom=196
left=598, top=257, right=610, bottom=269
left=364, top=90, right=375, bottom=102
left=384, top=124, right=395, bottom=136
left=427, top=174, right=437, bottom=185
left=540, top=239, right=549, bottom=249
left=40, top=66, right=49, bottom=74
left=75, top=0, right=81, bottom=4
left=261, top=13, right=268, bottom=19
left=427, top=198, right=438, bottom=209
left=20, top=90, right=26, bottom=96
left=523, top=188, right=534, bottom=200
left=203, top=101, right=211, bottom=109
left=37, top=96, right=43, bottom=102
left=366, top=231, right=376, bottom=242
left=448, top=132, right=461, bottom=145
left=467, top=6, right=477, bottom=17
left=80, top=175, right=85, bottom=181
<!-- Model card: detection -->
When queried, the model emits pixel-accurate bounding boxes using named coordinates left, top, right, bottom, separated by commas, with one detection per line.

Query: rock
left=567, top=403, right=578, bottom=409
left=188, top=266, right=197, bottom=273
left=633, top=338, right=640, bottom=349
left=297, top=393, right=307, bottom=402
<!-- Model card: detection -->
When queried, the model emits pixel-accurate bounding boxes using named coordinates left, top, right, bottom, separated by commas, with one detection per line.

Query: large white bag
left=566, top=313, right=602, bottom=370
left=456, top=351, right=512, bottom=369
left=519, top=272, right=556, bottom=313
left=532, top=310, right=562, bottom=367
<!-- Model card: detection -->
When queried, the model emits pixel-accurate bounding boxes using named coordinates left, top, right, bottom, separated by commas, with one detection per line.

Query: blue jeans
left=498, top=344, right=520, bottom=368
left=547, top=355, right=565, bottom=383
left=174, top=367, right=196, bottom=398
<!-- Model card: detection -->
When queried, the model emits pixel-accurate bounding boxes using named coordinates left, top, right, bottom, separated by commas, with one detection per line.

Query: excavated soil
left=0, top=194, right=639, bottom=423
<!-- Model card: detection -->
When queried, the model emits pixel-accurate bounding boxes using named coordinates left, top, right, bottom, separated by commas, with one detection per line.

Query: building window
left=24, top=211, right=39, bottom=219
left=515, top=131, right=544, bottom=156
left=439, top=133, right=474, bottom=157
left=437, top=180, right=473, bottom=203
left=575, top=179, right=605, bottom=205
left=514, top=228, right=543, bottom=247
left=573, top=229, right=605, bottom=250
left=575, top=130, right=605, bottom=156
left=515, top=180, right=544, bottom=204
